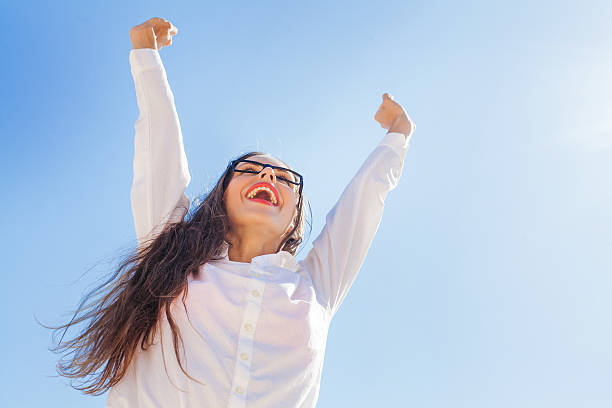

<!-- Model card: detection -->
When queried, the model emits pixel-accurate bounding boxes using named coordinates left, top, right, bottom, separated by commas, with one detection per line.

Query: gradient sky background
left=1, top=0, right=611, bottom=406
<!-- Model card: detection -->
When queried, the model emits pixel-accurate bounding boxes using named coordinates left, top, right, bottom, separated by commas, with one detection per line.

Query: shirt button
left=240, top=352, right=249, bottom=361
left=235, top=386, right=244, bottom=395
left=251, top=289, right=260, bottom=298
left=244, top=323, right=253, bottom=332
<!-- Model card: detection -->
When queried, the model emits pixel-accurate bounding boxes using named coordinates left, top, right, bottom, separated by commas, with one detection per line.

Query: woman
left=53, top=17, right=415, bottom=408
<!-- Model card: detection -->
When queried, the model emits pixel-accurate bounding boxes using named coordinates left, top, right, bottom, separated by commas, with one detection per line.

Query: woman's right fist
left=129, top=17, right=178, bottom=50
left=374, top=93, right=415, bottom=136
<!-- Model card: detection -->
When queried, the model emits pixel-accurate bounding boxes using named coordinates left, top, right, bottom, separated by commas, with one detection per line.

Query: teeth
left=246, top=186, right=278, bottom=205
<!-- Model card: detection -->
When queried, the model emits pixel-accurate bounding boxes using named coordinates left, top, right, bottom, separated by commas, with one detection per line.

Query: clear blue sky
left=1, top=0, right=611, bottom=406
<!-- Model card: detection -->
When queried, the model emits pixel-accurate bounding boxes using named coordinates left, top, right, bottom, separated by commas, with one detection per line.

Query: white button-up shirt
left=106, top=48, right=413, bottom=408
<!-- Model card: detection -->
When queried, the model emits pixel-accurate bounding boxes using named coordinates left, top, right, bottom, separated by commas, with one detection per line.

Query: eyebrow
left=253, top=157, right=284, bottom=166
left=249, top=157, right=292, bottom=169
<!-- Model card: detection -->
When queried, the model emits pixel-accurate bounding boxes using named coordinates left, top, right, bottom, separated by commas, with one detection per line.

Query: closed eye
left=277, top=175, right=293, bottom=185
left=239, top=165, right=259, bottom=172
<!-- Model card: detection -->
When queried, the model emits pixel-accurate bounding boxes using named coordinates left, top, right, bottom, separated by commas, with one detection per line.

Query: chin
left=229, top=209, right=285, bottom=235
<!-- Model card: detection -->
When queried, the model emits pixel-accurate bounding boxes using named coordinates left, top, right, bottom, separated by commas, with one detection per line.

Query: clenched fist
left=129, top=17, right=178, bottom=50
left=374, top=93, right=415, bottom=136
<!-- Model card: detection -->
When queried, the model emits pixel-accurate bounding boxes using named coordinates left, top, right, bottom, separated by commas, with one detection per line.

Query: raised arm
left=299, top=93, right=415, bottom=318
left=129, top=18, right=190, bottom=248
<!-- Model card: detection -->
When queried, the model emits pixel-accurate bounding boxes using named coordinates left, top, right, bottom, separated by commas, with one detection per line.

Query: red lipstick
left=245, top=182, right=280, bottom=206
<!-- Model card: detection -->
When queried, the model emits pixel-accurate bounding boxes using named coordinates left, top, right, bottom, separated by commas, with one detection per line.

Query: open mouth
left=245, top=182, right=279, bottom=206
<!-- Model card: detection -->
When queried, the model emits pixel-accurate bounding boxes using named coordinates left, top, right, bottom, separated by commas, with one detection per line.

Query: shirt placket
left=228, top=267, right=266, bottom=407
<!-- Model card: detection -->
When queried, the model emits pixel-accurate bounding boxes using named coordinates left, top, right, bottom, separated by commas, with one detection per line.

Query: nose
left=259, top=166, right=276, bottom=183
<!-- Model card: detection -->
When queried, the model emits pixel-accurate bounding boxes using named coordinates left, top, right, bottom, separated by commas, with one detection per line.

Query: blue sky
left=1, top=0, right=611, bottom=406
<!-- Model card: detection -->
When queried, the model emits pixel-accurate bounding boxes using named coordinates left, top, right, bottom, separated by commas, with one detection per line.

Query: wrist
left=388, top=113, right=413, bottom=136
left=130, top=27, right=157, bottom=50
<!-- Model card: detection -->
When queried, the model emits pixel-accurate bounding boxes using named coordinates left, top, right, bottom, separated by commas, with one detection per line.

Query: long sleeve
left=299, top=131, right=413, bottom=318
left=129, top=48, right=191, bottom=248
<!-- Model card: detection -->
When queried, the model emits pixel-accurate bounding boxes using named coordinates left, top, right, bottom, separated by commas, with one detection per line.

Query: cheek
left=223, top=184, right=241, bottom=214
left=282, top=195, right=298, bottom=221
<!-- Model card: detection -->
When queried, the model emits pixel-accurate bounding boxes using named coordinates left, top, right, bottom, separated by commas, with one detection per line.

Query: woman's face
left=223, top=154, right=299, bottom=241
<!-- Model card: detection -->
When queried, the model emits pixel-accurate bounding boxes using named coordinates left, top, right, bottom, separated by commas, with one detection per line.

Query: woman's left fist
left=374, top=93, right=415, bottom=136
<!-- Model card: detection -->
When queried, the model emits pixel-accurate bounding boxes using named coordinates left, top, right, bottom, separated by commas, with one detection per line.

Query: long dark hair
left=47, top=151, right=310, bottom=395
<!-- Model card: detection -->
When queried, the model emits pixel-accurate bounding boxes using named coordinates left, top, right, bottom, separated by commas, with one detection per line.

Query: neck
left=225, top=227, right=284, bottom=263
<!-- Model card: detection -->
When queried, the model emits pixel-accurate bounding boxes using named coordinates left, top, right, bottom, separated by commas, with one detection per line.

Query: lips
left=245, top=182, right=280, bottom=207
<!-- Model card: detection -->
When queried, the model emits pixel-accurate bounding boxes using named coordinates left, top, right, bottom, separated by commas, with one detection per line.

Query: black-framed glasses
left=229, top=159, right=303, bottom=189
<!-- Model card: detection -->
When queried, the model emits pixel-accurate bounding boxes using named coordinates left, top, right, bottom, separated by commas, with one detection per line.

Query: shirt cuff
left=129, top=48, right=163, bottom=73
left=379, top=131, right=413, bottom=157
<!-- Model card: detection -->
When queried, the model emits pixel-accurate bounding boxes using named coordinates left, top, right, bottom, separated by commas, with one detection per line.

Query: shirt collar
left=215, top=240, right=298, bottom=271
